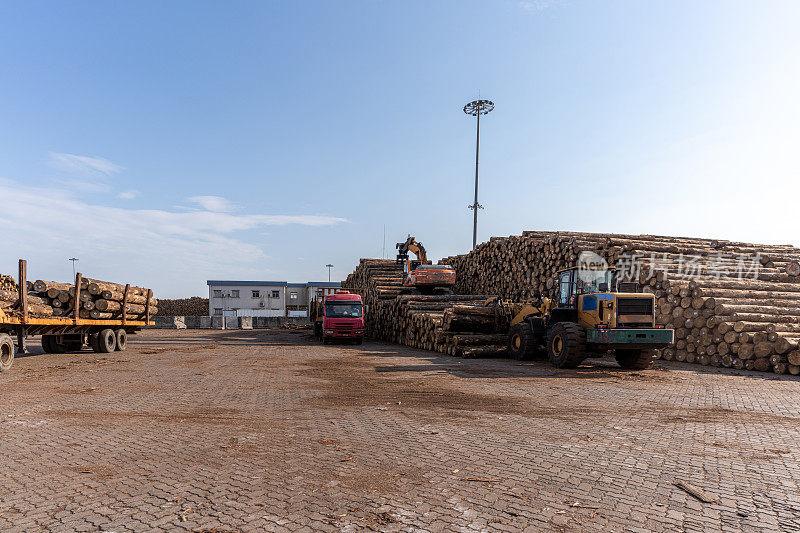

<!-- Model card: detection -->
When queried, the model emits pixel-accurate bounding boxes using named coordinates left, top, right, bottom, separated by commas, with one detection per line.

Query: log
left=0, top=301, right=53, bottom=317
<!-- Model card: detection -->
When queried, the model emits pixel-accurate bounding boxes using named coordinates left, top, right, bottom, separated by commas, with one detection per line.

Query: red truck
left=310, top=290, right=364, bottom=344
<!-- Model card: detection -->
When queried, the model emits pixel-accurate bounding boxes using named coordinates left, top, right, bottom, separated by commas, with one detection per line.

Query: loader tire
left=0, top=334, right=14, bottom=372
left=507, top=323, right=537, bottom=360
left=615, top=349, right=655, bottom=370
left=97, top=329, right=116, bottom=353
left=547, top=322, right=587, bottom=369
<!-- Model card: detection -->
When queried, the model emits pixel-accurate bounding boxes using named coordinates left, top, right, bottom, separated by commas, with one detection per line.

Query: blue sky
left=1, top=1, right=798, bottom=297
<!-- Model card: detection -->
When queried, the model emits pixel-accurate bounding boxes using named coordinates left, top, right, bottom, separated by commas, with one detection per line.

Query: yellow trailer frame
left=0, top=260, right=154, bottom=371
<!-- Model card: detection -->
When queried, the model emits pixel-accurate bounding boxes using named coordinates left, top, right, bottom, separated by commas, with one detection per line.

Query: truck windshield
left=325, top=303, right=362, bottom=318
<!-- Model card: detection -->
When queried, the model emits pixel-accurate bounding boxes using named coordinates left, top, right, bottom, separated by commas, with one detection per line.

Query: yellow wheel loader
left=506, top=266, right=674, bottom=369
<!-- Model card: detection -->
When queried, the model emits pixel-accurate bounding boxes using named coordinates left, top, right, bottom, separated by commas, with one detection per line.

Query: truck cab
left=311, top=291, right=364, bottom=345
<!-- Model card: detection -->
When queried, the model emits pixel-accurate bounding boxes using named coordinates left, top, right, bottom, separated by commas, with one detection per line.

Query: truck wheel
left=41, top=334, right=54, bottom=353
left=89, top=333, right=100, bottom=353
left=0, top=334, right=14, bottom=372
left=615, top=349, right=655, bottom=370
left=354, top=337, right=363, bottom=345
left=314, top=323, right=322, bottom=338
left=50, top=337, right=67, bottom=354
left=97, top=329, right=117, bottom=353
left=115, top=329, right=128, bottom=351
left=508, top=323, right=537, bottom=360
left=546, top=322, right=587, bottom=368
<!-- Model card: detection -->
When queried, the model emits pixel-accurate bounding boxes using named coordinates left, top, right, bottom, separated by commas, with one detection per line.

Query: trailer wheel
left=615, top=349, right=655, bottom=370
left=508, top=323, right=538, bottom=360
left=89, top=333, right=100, bottom=353
left=50, top=337, right=67, bottom=354
left=41, top=334, right=54, bottom=353
left=115, top=329, right=128, bottom=351
left=97, top=329, right=117, bottom=353
left=0, top=334, right=14, bottom=372
left=546, top=322, right=587, bottom=368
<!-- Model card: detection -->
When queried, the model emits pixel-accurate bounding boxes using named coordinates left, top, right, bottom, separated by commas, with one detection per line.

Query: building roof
left=286, top=282, right=306, bottom=288
left=306, top=281, right=341, bottom=287
left=207, top=280, right=288, bottom=287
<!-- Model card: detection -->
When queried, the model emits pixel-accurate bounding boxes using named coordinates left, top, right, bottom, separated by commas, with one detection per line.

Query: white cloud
left=48, top=152, right=124, bottom=176
left=117, top=189, right=140, bottom=200
left=0, top=179, right=348, bottom=297
left=519, top=0, right=552, bottom=11
left=187, top=195, right=238, bottom=213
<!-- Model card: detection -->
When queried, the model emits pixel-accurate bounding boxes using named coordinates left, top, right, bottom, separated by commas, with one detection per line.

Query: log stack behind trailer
left=439, top=230, right=800, bottom=375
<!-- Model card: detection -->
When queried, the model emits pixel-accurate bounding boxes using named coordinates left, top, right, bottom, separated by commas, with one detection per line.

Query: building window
left=231, top=290, right=240, bottom=298
left=213, top=290, right=223, bottom=298
left=272, top=290, right=280, bottom=298
left=252, top=290, right=260, bottom=298
left=290, top=291, right=298, bottom=300
left=213, top=308, right=222, bottom=315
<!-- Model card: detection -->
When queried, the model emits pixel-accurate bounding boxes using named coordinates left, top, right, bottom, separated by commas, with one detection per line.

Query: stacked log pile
left=342, top=262, right=509, bottom=357
left=0, top=275, right=158, bottom=320
left=441, top=231, right=800, bottom=374
left=155, top=297, right=209, bottom=316
left=342, top=259, right=405, bottom=304
left=1, top=275, right=18, bottom=291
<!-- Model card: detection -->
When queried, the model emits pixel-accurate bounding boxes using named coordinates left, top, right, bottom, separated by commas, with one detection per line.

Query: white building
left=207, top=280, right=342, bottom=317
left=207, top=281, right=287, bottom=317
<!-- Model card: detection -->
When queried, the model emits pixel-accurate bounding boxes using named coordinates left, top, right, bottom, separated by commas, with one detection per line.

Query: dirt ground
left=1, top=329, right=800, bottom=532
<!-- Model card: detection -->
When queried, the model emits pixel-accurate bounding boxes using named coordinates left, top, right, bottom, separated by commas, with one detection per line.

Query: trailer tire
left=97, top=329, right=116, bottom=353
left=547, top=322, right=587, bottom=368
left=115, top=329, right=128, bottom=351
left=508, top=323, right=538, bottom=360
left=615, top=349, right=655, bottom=370
left=41, top=334, right=54, bottom=353
left=89, top=333, right=100, bottom=353
left=0, top=334, right=14, bottom=372
left=50, top=337, right=67, bottom=354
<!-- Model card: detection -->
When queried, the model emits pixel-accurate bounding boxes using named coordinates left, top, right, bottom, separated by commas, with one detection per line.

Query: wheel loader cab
left=552, top=267, right=656, bottom=330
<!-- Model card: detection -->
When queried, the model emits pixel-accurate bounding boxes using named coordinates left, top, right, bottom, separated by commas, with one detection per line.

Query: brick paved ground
left=1, top=329, right=800, bottom=532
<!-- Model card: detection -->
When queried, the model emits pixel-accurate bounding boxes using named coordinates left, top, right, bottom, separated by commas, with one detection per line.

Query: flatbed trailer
left=0, top=260, right=153, bottom=372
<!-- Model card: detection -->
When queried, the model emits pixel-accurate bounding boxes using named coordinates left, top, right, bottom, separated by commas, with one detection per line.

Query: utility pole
left=69, top=258, right=79, bottom=280
left=463, top=99, right=494, bottom=250
left=326, top=264, right=334, bottom=282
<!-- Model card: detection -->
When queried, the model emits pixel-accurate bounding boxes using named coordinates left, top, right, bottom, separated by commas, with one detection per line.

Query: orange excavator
left=396, top=236, right=456, bottom=295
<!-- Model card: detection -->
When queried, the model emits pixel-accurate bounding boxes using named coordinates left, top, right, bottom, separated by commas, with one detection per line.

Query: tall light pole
left=69, top=258, right=79, bottom=280
left=463, top=99, right=494, bottom=250
left=325, top=264, right=334, bottom=282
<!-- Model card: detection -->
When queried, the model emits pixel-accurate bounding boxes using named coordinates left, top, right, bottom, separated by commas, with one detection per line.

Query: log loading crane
left=505, top=266, right=674, bottom=369
left=396, top=236, right=456, bottom=295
